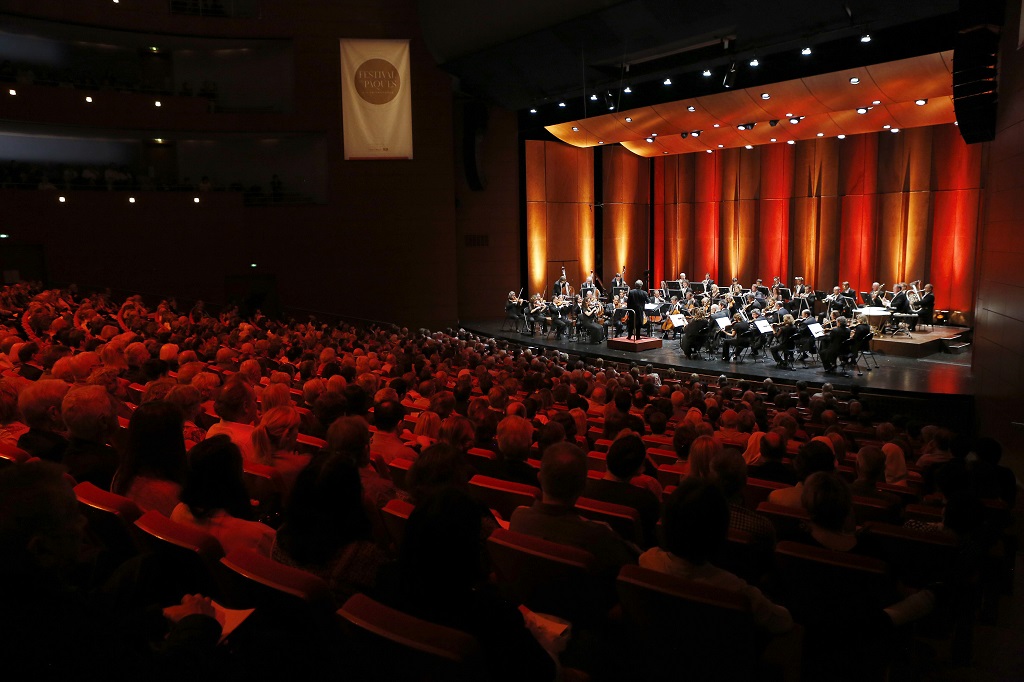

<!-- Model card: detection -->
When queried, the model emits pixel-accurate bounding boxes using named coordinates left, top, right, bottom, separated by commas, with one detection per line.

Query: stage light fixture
left=915, top=99, right=927, bottom=106
left=749, top=58, right=759, bottom=67
left=251, top=263, right=257, bottom=268
left=816, top=132, right=824, bottom=137
left=837, top=134, right=846, bottom=139
left=154, top=101, right=161, bottom=107
left=608, top=106, right=614, bottom=110
left=713, top=123, right=720, bottom=128
left=872, top=100, right=881, bottom=105
left=646, top=137, right=653, bottom=143
left=623, top=86, right=632, bottom=94
left=680, top=132, right=689, bottom=139
left=790, top=117, right=800, bottom=124
left=625, top=116, right=632, bottom=122
left=761, top=93, right=770, bottom=100
left=571, top=126, right=579, bottom=131
left=598, top=141, right=604, bottom=144
left=85, top=96, right=93, bottom=103
left=193, top=197, right=200, bottom=203
left=860, top=34, right=871, bottom=43
left=883, top=124, right=891, bottom=129
left=954, top=121, right=958, bottom=126
left=890, top=128, right=899, bottom=133
left=663, top=151, right=668, bottom=154
left=801, top=47, right=812, bottom=55
left=58, top=196, right=66, bottom=202
left=723, top=63, right=736, bottom=88
left=8, top=89, right=15, bottom=96
left=691, top=130, right=701, bottom=137
left=702, top=69, right=712, bottom=77
left=856, top=107, right=868, bottom=114
left=663, top=78, right=672, bottom=85
left=651, top=133, right=658, bottom=137
left=718, top=144, right=724, bottom=148
left=849, top=77, right=860, bottom=84
left=590, top=94, right=598, bottom=101
left=0, top=234, right=8, bottom=239
left=530, top=108, right=537, bottom=113
left=770, top=138, right=777, bottom=142
left=787, top=140, right=796, bottom=145
left=706, top=149, right=713, bottom=153
left=558, top=102, right=566, bottom=107
left=745, top=144, right=754, bottom=149
left=129, top=197, right=136, bottom=203
left=687, top=105, right=695, bottom=112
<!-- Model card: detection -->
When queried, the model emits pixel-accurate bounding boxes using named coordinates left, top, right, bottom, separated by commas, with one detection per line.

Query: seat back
left=656, top=462, right=688, bottom=487
left=74, top=481, right=143, bottom=569
left=714, top=528, right=772, bottom=583
left=858, top=521, right=959, bottom=587
left=616, top=564, right=758, bottom=681
left=467, top=475, right=539, bottom=520
left=645, top=447, right=677, bottom=468
left=338, top=593, right=483, bottom=682
left=295, top=433, right=326, bottom=455
left=755, top=502, right=812, bottom=542
left=387, top=457, right=414, bottom=491
left=742, top=477, right=790, bottom=511
left=134, top=510, right=226, bottom=599
left=381, top=498, right=415, bottom=548
left=852, top=495, right=901, bottom=525
left=465, top=447, right=497, bottom=475
left=585, top=450, right=607, bottom=472
left=486, top=528, right=597, bottom=622
left=242, top=462, right=285, bottom=527
left=220, top=548, right=333, bottom=616
left=0, top=441, right=31, bottom=467
left=574, top=496, right=643, bottom=545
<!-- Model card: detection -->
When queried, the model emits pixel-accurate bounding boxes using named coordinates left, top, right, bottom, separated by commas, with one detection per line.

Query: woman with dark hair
left=272, top=452, right=389, bottom=604
left=170, top=435, right=275, bottom=556
left=438, top=414, right=475, bottom=454
left=382, top=487, right=555, bottom=682
left=111, top=400, right=187, bottom=516
left=405, top=442, right=473, bottom=505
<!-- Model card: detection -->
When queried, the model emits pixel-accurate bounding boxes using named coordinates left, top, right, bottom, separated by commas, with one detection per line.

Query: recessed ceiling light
left=687, top=105, right=695, bottom=112
left=761, top=93, right=770, bottom=100
left=571, top=126, right=579, bottom=132
left=251, top=263, right=257, bottom=268
left=770, top=138, right=777, bottom=142
left=850, top=77, right=860, bottom=84
left=598, top=141, right=604, bottom=144
left=608, top=106, right=614, bottom=110
left=590, top=94, right=598, bottom=101
left=58, top=196, right=66, bottom=202
left=745, top=144, right=754, bottom=149
left=801, top=47, right=812, bottom=55
left=625, top=117, right=632, bottom=122
left=663, top=78, right=672, bottom=85
left=651, top=133, right=658, bottom=137
left=915, top=99, right=927, bottom=106
left=954, top=121, right=958, bottom=126
left=785, top=113, right=793, bottom=117
left=129, top=197, right=136, bottom=203
left=558, top=102, right=566, bottom=107
left=856, top=107, right=868, bottom=114
left=193, top=197, right=200, bottom=203
left=718, top=144, right=724, bottom=148
left=691, top=131, right=700, bottom=137
left=787, top=140, right=796, bottom=145
left=883, top=124, right=891, bottom=129
left=530, top=108, right=537, bottom=113
left=860, top=34, right=872, bottom=43
left=663, top=151, right=668, bottom=154
left=737, top=124, right=746, bottom=131
left=713, top=123, right=720, bottom=128
left=646, top=137, right=654, bottom=143
left=749, top=58, right=759, bottom=67
left=706, top=149, right=713, bottom=153
left=85, top=96, right=93, bottom=103
left=837, top=134, right=846, bottom=139
left=872, top=100, right=881, bottom=105
left=624, top=86, right=632, bottom=93
left=790, top=117, right=800, bottom=124
left=816, top=132, right=824, bottom=137
left=7, top=89, right=15, bottom=96
left=702, top=69, right=712, bottom=77
left=154, top=101, right=161, bottom=107
left=890, top=128, right=899, bottom=133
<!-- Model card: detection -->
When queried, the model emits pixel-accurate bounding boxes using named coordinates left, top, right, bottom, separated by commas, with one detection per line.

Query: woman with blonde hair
left=260, top=383, right=292, bottom=414
left=412, top=410, right=440, bottom=449
left=251, top=406, right=309, bottom=493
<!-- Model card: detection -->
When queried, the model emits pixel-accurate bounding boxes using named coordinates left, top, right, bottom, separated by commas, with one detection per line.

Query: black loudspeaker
left=952, top=0, right=1005, bottom=144
left=463, top=101, right=488, bottom=191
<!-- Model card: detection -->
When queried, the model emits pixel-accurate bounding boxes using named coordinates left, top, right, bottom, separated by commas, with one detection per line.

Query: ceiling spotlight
left=193, top=197, right=200, bottom=203
left=801, top=47, right=812, bottom=55
left=954, top=121, right=958, bottom=126
left=761, top=93, right=770, bottom=100
left=883, top=124, right=891, bottom=129
left=787, top=140, right=796, bottom=145
left=663, top=78, right=672, bottom=85
left=702, top=69, right=712, bottom=77
left=770, top=138, right=777, bottom=142
left=718, top=144, right=724, bottom=148
left=608, top=105, right=614, bottom=110
left=571, top=126, right=579, bottom=132
left=0, top=234, right=7, bottom=239
left=663, top=151, right=669, bottom=154
left=769, top=119, right=780, bottom=127
left=646, top=137, right=654, bottom=143
left=890, top=128, right=899, bottom=133
left=785, top=113, right=793, bottom=117
left=737, top=124, right=745, bottom=131
left=529, top=108, right=537, bottom=113
left=680, top=132, right=689, bottom=139
left=558, top=102, right=566, bottom=107
left=687, top=105, right=695, bottom=112
left=154, top=101, right=162, bottom=107
left=749, top=58, right=759, bottom=67
left=85, top=96, right=93, bottom=103
left=745, top=144, right=754, bottom=149
left=706, top=149, right=713, bottom=153
left=872, top=100, right=881, bottom=105
left=58, top=196, right=66, bottom=203
left=713, top=123, right=720, bottom=128
left=129, top=197, right=136, bottom=203
left=850, top=77, right=860, bottom=84
left=590, top=94, right=598, bottom=101
left=856, top=107, right=868, bottom=114
left=723, top=63, right=737, bottom=89
left=7, top=89, right=15, bottom=96
left=154, top=138, right=163, bottom=144
left=598, top=141, right=604, bottom=144
left=651, top=133, right=658, bottom=137
left=251, top=263, right=257, bottom=268
left=624, top=86, right=632, bottom=93
left=860, top=34, right=872, bottom=43
left=625, top=116, right=632, bottom=122
left=837, top=134, right=846, bottom=139
left=790, top=117, right=800, bottom=124
left=691, top=130, right=701, bottom=137
left=816, top=132, right=824, bottom=137
left=915, top=99, right=927, bottom=106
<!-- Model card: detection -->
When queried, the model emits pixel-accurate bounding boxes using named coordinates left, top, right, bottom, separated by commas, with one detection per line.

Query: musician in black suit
left=549, top=299, right=569, bottom=340
left=918, top=284, right=935, bottom=324
left=889, top=284, right=916, bottom=330
left=552, top=275, right=569, bottom=299
left=680, top=311, right=708, bottom=359
left=720, top=314, right=751, bottom=361
left=866, top=282, right=885, bottom=307
left=820, top=316, right=851, bottom=376
left=846, top=315, right=872, bottom=365
left=625, top=281, right=650, bottom=340
left=841, top=281, right=857, bottom=299
left=610, top=272, right=625, bottom=289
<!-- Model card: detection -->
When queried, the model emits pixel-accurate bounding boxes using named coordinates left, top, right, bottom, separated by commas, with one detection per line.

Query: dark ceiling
left=418, top=0, right=962, bottom=122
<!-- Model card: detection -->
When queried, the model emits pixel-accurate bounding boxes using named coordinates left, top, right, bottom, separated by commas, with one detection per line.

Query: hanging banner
left=340, top=39, right=413, bottom=160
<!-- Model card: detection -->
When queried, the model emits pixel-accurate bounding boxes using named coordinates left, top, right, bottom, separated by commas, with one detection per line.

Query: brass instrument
left=907, top=279, right=923, bottom=312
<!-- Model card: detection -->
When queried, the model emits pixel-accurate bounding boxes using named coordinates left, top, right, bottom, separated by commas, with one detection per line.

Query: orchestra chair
left=387, top=457, right=414, bottom=491
left=467, top=475, right=539, bottom=520
left=857, top=521, right=958, bottom=588
left=381, top=498, right=415, bottom=548
left=574, top=496, right=643, bottom=545
left=774, top=541, right=894, bottom=681
left=741, top=477, right=790, bottom=511
left=338, top=593, right=484, bottom=682
left=242, top=462, right=285, bottom=528
left=501, top=306, right=520, bottom=333
left=849, top=332, right=879, bottom=374
left=756, top=502, right=812, bottom=542
left=616, top=564, right=760, bottom=681
left=74, top=481, right=144, bottom=575
left=0, top=441, right=31, bottom=467
left=486, top=528, right=603, bottom=623
left=133, top=510, right=228, bottom=601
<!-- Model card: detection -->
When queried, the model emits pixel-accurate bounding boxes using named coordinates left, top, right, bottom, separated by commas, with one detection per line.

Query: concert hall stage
left=460, top=319, right=974, bottom=400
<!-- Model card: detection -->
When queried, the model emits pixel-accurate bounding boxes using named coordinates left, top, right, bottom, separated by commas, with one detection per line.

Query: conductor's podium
left=607, top=337, right=663, bottom=352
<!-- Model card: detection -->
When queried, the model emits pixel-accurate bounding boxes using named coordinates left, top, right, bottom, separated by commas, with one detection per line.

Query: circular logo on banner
left=354, top=58, right=401, bottom=105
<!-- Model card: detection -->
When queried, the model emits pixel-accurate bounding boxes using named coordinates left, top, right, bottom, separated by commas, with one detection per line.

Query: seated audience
left=326, top=416, right=399, bottom=509
left=60, top=385, right=119, bottom=489
left=492, top=414, right=539, bottom=486
left=802, top=472, right=858, bottom=552
left=0, top=378, right=29, bottom=444
left=112, top=400, right=187, bottom=516
left=205, top=377, right=258, bottom=462
left=767, top=440, right=834, bottom=509
left=16, top=378, right=70, bottom=462
left=585, top=433, right=660, bottom=547
left=710, top=446, right=776, bottom=551
left=251, top=406, right=310, bottom=494
left=370, top=399, right=418, bottom=464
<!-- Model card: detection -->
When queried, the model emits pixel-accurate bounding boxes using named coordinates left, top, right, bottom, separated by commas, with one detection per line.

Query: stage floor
left=460, top=319, right=975, bottom=398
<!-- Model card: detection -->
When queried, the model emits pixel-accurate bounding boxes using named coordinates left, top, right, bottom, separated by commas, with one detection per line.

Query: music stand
left=754, top=319, right=773, bottom=334
left=611, top=286, right=627, bottom=298
left=692, top=282, right=706, bottom=295
left=756, top=286, right=770, bottom=297
left=859, top=291, right=871, bottom=306
left=843, top=296, right=859, bottom=312
left=778, top=287, right=792, bottom=302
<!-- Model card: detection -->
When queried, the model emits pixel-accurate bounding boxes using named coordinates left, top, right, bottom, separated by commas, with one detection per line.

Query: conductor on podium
left=626, top=280, right=650, bottom=340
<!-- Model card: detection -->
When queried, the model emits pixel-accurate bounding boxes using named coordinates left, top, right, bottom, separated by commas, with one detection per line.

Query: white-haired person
left=61, top=385, right=119, bottom=489
left=251, top=406, right=309, bottom=495
left=17, top=379, right=71, bottom=463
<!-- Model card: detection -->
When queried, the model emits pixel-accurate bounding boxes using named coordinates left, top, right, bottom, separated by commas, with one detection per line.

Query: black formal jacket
left=626, top=287, right=649, bottom=314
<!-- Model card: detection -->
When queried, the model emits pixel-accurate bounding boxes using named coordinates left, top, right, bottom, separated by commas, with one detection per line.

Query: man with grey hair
left=17, top=379, right=71, bottom=462
left=61, top=385, right=119, bottom=489
left=626, top=280, right=650, bottom=341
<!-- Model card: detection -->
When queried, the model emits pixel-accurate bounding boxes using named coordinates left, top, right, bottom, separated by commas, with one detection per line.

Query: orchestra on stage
left=504, top=270, right=936, bottom=377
